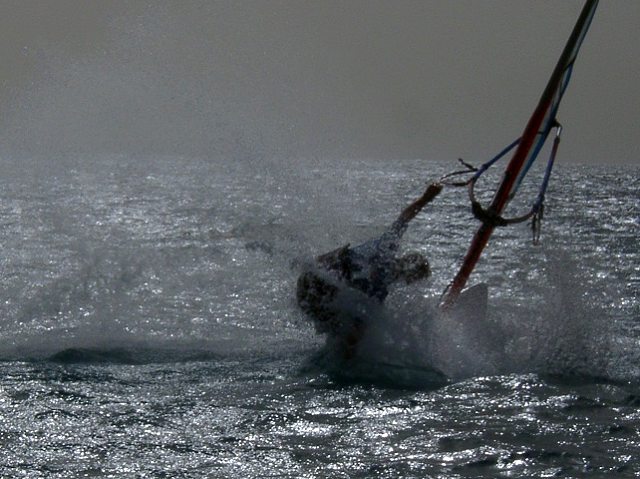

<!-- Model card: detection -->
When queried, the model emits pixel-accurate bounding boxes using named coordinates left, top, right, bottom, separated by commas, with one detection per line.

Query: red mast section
left=440, top=0, right=599, bottom=310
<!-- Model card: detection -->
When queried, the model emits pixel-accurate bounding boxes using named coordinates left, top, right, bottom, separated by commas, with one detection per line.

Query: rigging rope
left=438, top=123, right=562, bottom=243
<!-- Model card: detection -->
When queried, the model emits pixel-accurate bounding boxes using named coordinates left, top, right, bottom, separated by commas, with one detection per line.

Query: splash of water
left=301, top=240, right=633, bottom=388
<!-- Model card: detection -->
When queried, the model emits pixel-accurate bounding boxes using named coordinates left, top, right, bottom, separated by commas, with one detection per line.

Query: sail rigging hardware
left=531, top=203, right=544, bottom=245
left=438, top=138, right=521, bottom=188
left=438, top=158, right=478, bottom=187
left=467, top=122, right=563, bottom=231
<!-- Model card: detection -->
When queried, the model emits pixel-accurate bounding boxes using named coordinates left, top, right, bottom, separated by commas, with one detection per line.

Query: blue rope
left=534, top=125, right=561, bottom=213
left=530, top=125, right=561, bottom=243
left=472, top=137, right=521, bottom=181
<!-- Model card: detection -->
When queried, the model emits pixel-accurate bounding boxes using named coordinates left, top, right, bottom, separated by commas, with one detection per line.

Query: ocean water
left=0, top=155, right=638, bottom=478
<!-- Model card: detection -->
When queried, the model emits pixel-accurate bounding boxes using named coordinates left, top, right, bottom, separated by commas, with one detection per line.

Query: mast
left=440, top=0, right=599, bottom=310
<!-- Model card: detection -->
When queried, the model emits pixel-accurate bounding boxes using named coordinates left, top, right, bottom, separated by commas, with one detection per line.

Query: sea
left=0, top=154, right=638, bottom=478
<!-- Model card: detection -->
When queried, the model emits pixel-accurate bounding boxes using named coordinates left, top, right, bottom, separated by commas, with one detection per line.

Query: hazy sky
left=0, top=0, right=638, bottom=165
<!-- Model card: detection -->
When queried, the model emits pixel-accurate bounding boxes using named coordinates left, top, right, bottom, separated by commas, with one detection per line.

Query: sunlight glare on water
left=0, top=155, right=638, bottom=477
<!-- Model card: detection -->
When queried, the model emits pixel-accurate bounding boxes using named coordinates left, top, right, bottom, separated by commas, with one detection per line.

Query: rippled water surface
left=0, top=156, right=638, bottom=477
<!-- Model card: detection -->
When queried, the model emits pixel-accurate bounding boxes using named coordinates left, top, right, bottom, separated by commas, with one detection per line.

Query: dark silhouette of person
left=296, top=182, right=443, bottom=357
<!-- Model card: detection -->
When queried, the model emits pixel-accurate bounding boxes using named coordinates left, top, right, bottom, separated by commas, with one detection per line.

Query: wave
left=46, top=346, right=222, bottom=365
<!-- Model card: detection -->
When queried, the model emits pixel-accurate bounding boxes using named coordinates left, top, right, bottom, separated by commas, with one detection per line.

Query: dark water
left=0, top=156, right=638, bottom=477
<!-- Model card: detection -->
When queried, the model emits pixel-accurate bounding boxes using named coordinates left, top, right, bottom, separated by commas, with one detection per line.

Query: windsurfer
left=296, top=182, right=443, bottom=357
